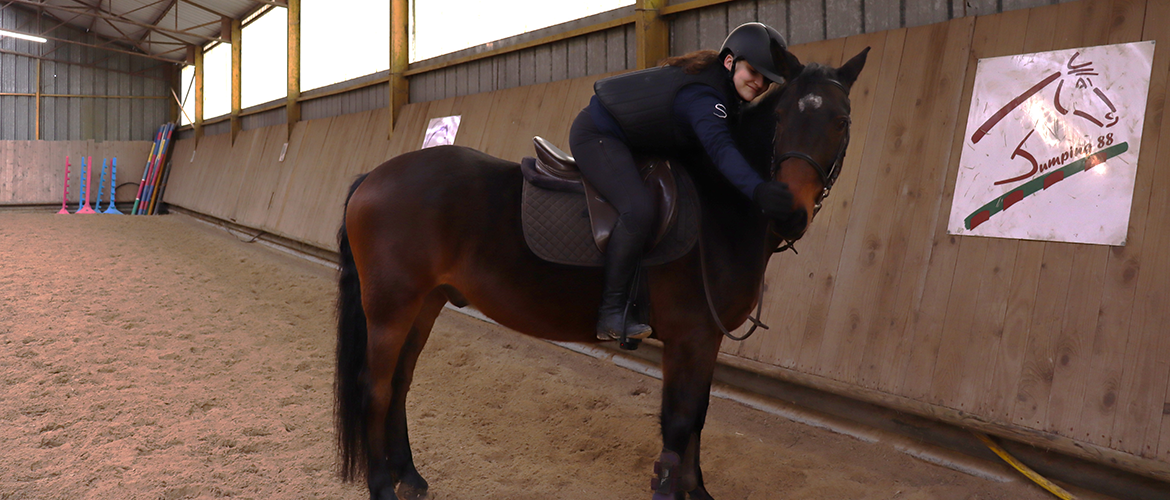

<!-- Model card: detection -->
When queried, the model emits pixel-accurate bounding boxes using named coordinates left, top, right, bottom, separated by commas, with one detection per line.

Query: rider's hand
left=753, top=180, right=794, bottom=220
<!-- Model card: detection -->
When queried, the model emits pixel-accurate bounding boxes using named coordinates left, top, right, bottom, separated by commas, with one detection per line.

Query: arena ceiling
left=3, top=0, right=279, bottom=63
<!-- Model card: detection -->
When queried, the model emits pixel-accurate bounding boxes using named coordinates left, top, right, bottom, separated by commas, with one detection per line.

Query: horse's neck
left=699, top=190, right=772, bottom=289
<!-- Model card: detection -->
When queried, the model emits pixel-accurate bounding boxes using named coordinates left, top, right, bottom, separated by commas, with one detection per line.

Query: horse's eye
left=836, top=117, right=849, bottom=131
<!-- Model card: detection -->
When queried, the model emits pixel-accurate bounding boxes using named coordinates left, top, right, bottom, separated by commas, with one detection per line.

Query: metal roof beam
left=65, top=0, right=166, bottom=19
left=178, top=0, right=230, bottom=20
left=12, top=30, right=184, bottom=64
left=100, top=14, right=150, bottom=53
left=137, top=0, right=176, bottom=45
left=3, top=0, right=225, bottom=43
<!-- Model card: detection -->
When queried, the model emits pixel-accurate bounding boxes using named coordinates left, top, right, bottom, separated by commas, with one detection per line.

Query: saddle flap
left=582, top=160, right=679, bottom=254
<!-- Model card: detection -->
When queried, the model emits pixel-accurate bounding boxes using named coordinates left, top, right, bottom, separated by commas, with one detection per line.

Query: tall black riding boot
left=596, top=220, right=653, bottom=341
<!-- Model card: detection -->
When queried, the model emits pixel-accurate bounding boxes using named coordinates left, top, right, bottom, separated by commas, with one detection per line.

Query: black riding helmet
left=719, top=22, right=788, bottom=85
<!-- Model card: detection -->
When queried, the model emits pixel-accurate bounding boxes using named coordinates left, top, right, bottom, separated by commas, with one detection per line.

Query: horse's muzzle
left=772, top=207, right=809, bottom=241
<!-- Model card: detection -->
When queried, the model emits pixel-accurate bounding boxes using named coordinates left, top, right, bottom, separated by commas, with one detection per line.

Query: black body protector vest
left=593, top=62, right=736, bottom=155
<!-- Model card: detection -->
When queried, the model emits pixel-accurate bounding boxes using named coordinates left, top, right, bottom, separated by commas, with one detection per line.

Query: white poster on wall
left=421, top=115, right=461, bottom=149
left=947, top=41, right=1155, bottom=246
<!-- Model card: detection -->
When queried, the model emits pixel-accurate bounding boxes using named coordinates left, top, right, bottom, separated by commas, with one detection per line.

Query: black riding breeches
left=568, top=110, right=655, bottom=237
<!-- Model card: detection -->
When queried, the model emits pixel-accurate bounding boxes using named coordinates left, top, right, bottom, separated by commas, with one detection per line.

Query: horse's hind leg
left=386, top=288, right=447, bottom=500
left=365, top=288, right=447, bottom=500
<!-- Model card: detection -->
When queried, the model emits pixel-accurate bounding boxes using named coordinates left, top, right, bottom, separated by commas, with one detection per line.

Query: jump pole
left=139, top=123, right=169, bottom=215
left=132, top=126, right=163, bottom=215
left=57, top=156, right=70, bottom=214
left=77, top=156, right=97, bottom=214
left=145, top=123, right=175, bottom=215
left=104, top=157, right=122, bottom=214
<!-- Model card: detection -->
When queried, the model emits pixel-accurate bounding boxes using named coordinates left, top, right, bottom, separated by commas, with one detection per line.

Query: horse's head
left=747, top=47, right=869, bottom=244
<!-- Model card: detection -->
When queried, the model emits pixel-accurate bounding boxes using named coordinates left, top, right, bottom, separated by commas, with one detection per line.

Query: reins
left=698, top=224, right=770, bottom=341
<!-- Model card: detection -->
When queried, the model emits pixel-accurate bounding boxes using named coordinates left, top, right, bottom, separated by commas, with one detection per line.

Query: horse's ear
left=837, top=47, right=870, bottom=88
left=770, top=40, right=804, bottom=83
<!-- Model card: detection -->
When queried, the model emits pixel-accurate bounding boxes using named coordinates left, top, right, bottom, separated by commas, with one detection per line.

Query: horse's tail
left=335, top=173, right=370, bottom=482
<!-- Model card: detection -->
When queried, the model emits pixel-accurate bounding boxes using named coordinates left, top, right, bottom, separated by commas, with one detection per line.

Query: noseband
left=771, top=78, right=852, bottom=215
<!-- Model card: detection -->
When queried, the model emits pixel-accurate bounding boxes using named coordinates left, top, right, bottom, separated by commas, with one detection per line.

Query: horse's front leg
left=655, top=330, right=721, bottom=500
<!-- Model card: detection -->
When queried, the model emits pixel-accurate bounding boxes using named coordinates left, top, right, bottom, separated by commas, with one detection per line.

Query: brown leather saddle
left=519, top=137, right=698, bottom=267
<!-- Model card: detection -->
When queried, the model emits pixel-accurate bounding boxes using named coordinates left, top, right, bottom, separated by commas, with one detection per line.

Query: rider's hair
left=659, top=50, right=721, bottom=75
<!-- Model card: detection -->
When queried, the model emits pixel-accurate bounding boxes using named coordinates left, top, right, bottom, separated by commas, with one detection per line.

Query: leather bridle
left=771, top=78, right=852, bottom=217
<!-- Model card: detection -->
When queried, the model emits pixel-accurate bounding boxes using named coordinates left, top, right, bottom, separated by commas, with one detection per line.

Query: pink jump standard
left=57, top=156, right=70, bottom=215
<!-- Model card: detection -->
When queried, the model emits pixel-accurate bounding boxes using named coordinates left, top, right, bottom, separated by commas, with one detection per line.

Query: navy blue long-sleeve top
left=587, top=84, right=764, bottom=199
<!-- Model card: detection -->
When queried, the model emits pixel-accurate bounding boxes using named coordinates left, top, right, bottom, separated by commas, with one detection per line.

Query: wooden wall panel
left=189, top=133, right=236, bottom=217
left=386, top=101, right=431, bottom=158
left=925, top=11, right=1027, bottom=412
left=880, top=17, right=975, bottom=400
left=229, top=126, right=283, bottom=229
left=1133, top=0, right=1170, bottom=461
left=364, top=107, right=396, bottom=168
left=476, top=88, right=529, bottom=161
left=1010, top=0, right=1107, bottom=434
left=267, top=116, right=338, bottom=244
left=794, top=28, right=907, bottom=373
left=527, top=78, right=580, bottom=150
left=0, top=140, right=151, bottom=206
left=1109, top=0, right=1170, bottom=458
left=1073, top=0, right=1161, bottom=449
left=165, top=138, right=198, bottom=209
left=299, top=110, right=383, bottom=247
left=259, top=120, right=310, bottom=231
left=0, top=142, right=15, bottom=204
left=972, top=2, right=1051, bottom=426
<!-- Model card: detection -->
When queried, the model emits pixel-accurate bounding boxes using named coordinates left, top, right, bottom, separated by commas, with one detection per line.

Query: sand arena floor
left=0, top=212, right=1091, bottom=499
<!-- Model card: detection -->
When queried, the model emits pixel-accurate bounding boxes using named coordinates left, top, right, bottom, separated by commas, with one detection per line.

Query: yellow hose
left=974, top=432, right=1077, bottom=500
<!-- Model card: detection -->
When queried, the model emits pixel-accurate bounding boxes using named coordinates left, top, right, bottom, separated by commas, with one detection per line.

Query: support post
left=35, top=8, right=42, bottom=140
left=230, top=18, right=242, bottom=144
left=36, top=55, right=42, bottom=140
left=194, top=45, right=204, bottom=142
left=388, top=0, right=408, bottom=139
left=168, top=63, right=180, bottom=125
left=635, top=0, right=669, bottom=69
left=287, top=0, right=301, bottom=139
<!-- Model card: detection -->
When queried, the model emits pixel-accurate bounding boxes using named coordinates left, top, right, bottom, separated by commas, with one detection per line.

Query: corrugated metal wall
left=0, top=5, right=172, bottom=141
left=302, top=72, right=389, bottom=121
left=407, top=7, right=637, bottom=104
left=241, top=106, right=286, bottom=131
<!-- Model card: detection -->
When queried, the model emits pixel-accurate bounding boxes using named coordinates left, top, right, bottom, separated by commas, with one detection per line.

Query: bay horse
left=336, top=47, right=869, bottom=500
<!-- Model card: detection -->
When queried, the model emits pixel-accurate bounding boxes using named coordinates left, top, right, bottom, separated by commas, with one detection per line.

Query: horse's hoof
left=687, top=488, right=715, bottom=500
left=396, top=482, right=429, bottom=500
left=370, top=485, right=396, bottom=500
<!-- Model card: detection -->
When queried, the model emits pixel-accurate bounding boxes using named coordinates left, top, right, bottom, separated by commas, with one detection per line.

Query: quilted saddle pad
left=520, top=165, right=699, bottom=267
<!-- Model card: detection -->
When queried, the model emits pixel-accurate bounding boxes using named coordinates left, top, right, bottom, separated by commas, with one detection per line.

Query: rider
left=569, top=22, right=797, bottom=341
